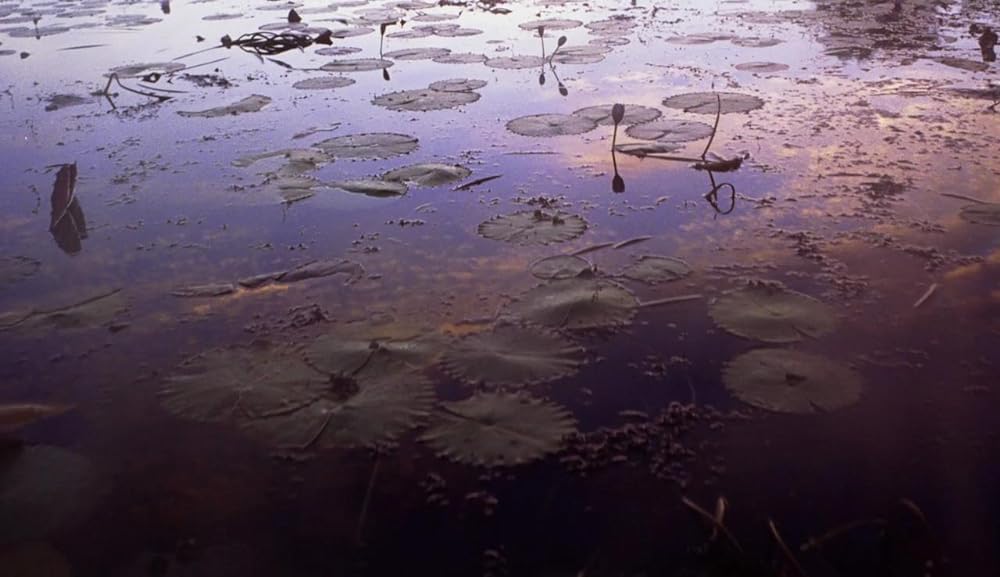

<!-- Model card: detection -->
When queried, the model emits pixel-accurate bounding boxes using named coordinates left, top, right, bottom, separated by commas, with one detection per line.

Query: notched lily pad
left=507, top=278, right=637, bottom=330
left=709, top=281, right=838, bottom=343
left=506, top=114, right=597, bottom=137
left=478, top=210, right=587, bottom=246
left=382, top=163, right=471, bottom=187
left=550, top=45, right=610, bottom=65
left=292, top=76, right=355, bottom=90
left=625, top=119, right=714, bottom=143
left=959, top=203, right=1000, bottom=226
left=662, top=92, right=764, bottom=114
left=383, top=47, right=451, bottom=60
left=530, top=254, right=593, bottom=280
left=723, top=349, right=863, bottom=414
left=305, top=333, right=441, bottom=385
left=421, top=392, right=576, bottom=467
left=441, top=323, right=585, bottom=386
left=485, top=55, right=544, bottom=70
left=315, top=132, right=418, bottom=160
left=621, top=255, right=691, bottom=284
left=429, top=78, right=487, bottom=92
left=178, top=95, right=271, bottom=118
left=572, top=104, right=661, bottom=126
left=319, top=58, right=393, bottom=72
left=373, top=88, right=479, bottom=112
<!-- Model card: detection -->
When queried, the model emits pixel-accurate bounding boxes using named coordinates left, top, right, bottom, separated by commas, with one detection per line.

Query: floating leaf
left=551, top=45, right=610, bottom=65
left=0, top=404, right=72, bottom=432
left=305, top=333, right=441, bottom=386
left=292, top=76, right=355, bottom=90
left=625, top=119, right=714, bottom=143
left=734, top=61, right=789, bottom=73
left=485, top=55, right=544, bottom=70
left=383, top=47, right=451, bottom=60
left=331, top=179, right=408, bottom=197
left=382, top=163, right=471, bottom=187
left=279, top=259, right=364, bottom=284
left=506, top=114, right=597, bottom=137
left=109, top=62, right=185, bottom=78
left=432, top=52, right=487, bottom=64
left=170, top=283, right=236, bottom=298
left=0, top=445, right=100, bottom=545
left=959, top=203, right=1000, bottom=226
left=319, top=58, right=393, bottom=72
left=177, top=95, right=271, bottom=118
left=428, top=78, right=487, bottom=92
left=723, top=349, right=863, bottom=414
left=572, top=103, right=661, bottom=126
left=518, top=18, right=582, bottom=31
left=421, top=392, right=575, bottom=467
left=731, top=37, right=783, bottom=47
left=1, top=289, right=127, bottom=333
left=621, top=256, right=692, bottom=284
left=373, top=88, right=480, bottom=112
left=613, top=142, right=682, bottom=157
left=507, top=278, right=637, bottom=330
left=709, top=281, right=838, bottom=343
left=938, top=57, right=989, bottom=72
left=530, top=254, right=593, bottom=280
left=662, top=92, right=764, bottom=114
left=478, top=210, right=587, bottom=246
left=441, top=323, right=584, bottom=386
left=315, top=132, right=418, bottom=159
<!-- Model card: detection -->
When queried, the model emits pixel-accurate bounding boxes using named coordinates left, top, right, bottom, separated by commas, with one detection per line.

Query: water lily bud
left=612, top=103, right=625, bottom=125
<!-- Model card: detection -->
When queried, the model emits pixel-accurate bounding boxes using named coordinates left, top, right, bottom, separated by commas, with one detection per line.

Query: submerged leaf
left=421, top=392, right=576, bottom=467
left=621, top=256, right=692, bottom=284
left=723, top=349, right=863, bottom=414
left=382, top=163, right=471, bottom=187
left=478, top=210, right=587, bottom=246
left=441, top=323, right=584, bottom=386
left=507, top=277, right=637, bottom=330
left=709, top=281, right=838, bottom=343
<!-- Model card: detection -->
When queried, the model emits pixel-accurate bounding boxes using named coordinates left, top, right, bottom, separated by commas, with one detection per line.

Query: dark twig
left=701, top=92, right=722, bottom=160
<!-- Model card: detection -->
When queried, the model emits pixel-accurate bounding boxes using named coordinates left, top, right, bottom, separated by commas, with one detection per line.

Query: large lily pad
left=373, top=88, right=479, bottom=112
left=478, top=210, right=587, bottom=246
left=177, top=95, right=271, bottom=118
left=0, top=445, right=100, bottom=545
left=734, top=62, right=789, bottom=73
left=723, top=349, right=863, bottom=414
left=625, top=119, right=714, bottom=143
left=305, top=333, right=442, bottom=386
left=485, top=55, right=544, bottom=70
left=315, top=132, right=418, bottom=159
left=506, top=114, right=597, bottom=137
left=319, top=58, right=393, bottom=72
left=959, top=203, right=1000, bottom=226
left=507, top=278, right=637, bottom=330
left=421, top=392, right=576, bottom=467
left=530, top=254, right=593, bottom=280
left=662, top=92, right=764, bottom=114
left=382, top=163, right=471, bottom=187
left=621, top=256, right=692, bottom=284
left=709, top=281, right=838, bottom=343
left=571, top=104, right=661, bottom=126
left=441, top=323, right=584, bottom=386
left=429, top=78, right=487, bottom=92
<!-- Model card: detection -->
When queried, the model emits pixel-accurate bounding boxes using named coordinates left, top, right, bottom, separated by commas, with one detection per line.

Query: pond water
left=1, top=0, right=998, bottom=575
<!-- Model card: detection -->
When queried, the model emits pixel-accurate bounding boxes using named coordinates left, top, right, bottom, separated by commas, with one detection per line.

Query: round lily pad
left=507, top=277, right=637, bottom=330
left=383, top=47, right=451, bottom=60
left=305, top=333, right=441, bottom=385
left=315, top=46, right=363, bottom=56
left=662, top=92, right=764, bottom=114
left=315, top=132, right=418, bottom=159
left=319, top=58, right=393, bottom=72
left=625, top=119, right=715, bottom=143
left=723, top=349, right=863, bottom=414
left=373, top=88, right=479, bottom=112
left=734, top=62, right=789, bottom=73
left=518, top=18, right=583, bottom=31
left=442, top=323, right=584, bottom=386
left=585, top=18, right=637, bottom=35
left=485, top=55, right=544, bottom=70
left=530, top=254, right=593, bottom=280
left=551, top=45, right=610, bottom=65
left=613, top=142, right=681, bottom=157
left=332, top=179, right=408, bottom=197
left=429, top=78, right=487, bottom=92
left=621, top=255, right=692, bottom=284
left=572, top=103, right=661, bottom=126
left=177, top=95, right=271, bottom=118
left=421, top=392, right=576, bottom=467
left=432, top=52, right=487, bottom=64
left=478, top=210, right=587, bottom=246
left=709, top=281, right=838, bottom=343
left=292, top=76, right=355, bottom=90
left=506, top=114, right=598, bottom=137
left=959, top=203, right=1000, bottom=226
left=382, top=163, right=471, bottom=187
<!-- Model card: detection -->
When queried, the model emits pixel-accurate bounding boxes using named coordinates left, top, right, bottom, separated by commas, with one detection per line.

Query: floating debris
left=625, top=119, right=715, bottom=143
left=292, top=76, right=355, bottom=90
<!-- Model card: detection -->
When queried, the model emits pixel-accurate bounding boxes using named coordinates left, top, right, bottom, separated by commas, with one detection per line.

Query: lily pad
left=432, top=52, right=487, bottom=64
left=506, top=114, right=597, bottom=137
left=518, top=18, right=583, bottom=31
left=109, top=61, right=185, bottom=78
left=734, top=61, right=789, bottom=73
left=625, top=119, right=715, bottom=143
left=662, top=92, right=764, bottom=115
left=709, top=281, right=838, bottom=343
left=421, top=392, right=576, bottom=467
left=292, top=76, right=355, bottom=90
left=0, top=445, right=100, bottom=545
left=315, top=132, right=418, bottom=160
left=319, top=58, right=393, bottom=72
left=571, top=103, right=661, bottom=126
left=478, top=210, right=587, bottom=246
left=959, top=203, right=1000, bottom=226
left=332, top=179, right=408, bottom=197
left=373, top=88, right=479, bottom=112
left=507, top=277, right=637, bottom=330
left=279, top=259, right=364, bottom=284
left=177, top=95, right=271, bottom=118
left=550, top=45, right=610, bottom=65
left=428, top=78, right=487, bottom=92
left=305, top=333, right=441, bottom=385
left=0, top=257, right=40, bottom=288
left=530, top=254, right=593, bottom=280
left=621, top=256, right=692, bottom=284
left=723, top=349, right=863, bottom=414
left=485, top=55, right=544, bottom=70
left=938, top=57, right=989, bottom=72
left=1, top=289, right=127, bottom=333
left=613, top=142, right=682, bottom=157
left=171, top=283, right=237, bottom=298
left=441, top=323, right=584, bottom=386
left=382, top=163, right=471, bottom=187
left=383, top=47, right=451, bottom=60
